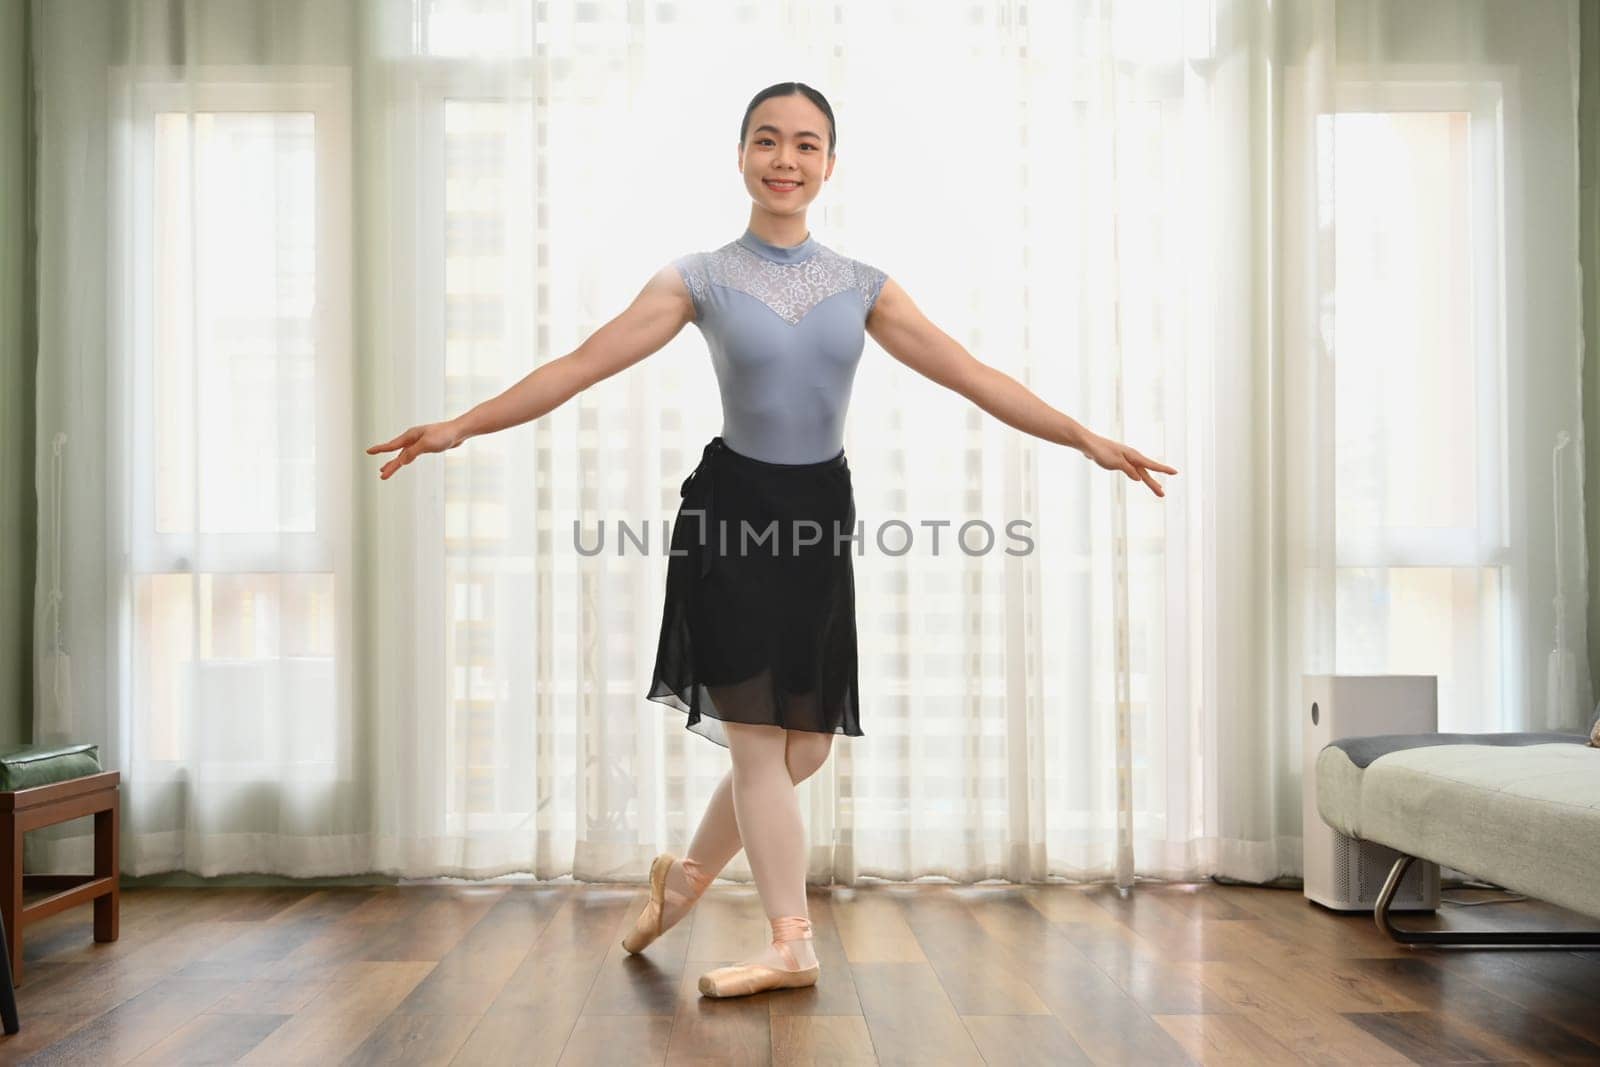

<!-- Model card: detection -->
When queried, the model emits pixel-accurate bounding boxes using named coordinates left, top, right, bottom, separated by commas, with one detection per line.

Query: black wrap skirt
left=647, top=435, right=864, bottom=749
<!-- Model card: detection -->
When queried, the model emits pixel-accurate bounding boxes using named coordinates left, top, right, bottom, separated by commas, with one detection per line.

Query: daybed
left=1315, top=718, right=1600, bottom=947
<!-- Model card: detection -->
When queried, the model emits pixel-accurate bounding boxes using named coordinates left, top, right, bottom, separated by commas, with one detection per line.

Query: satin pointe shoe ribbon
left=621, top=853, right=716, bottom=955
left=696, top=915, right=819, bottom=998
left=677, top=437, right=725, bottom=579
left=679, top=855, right=716, bottom=898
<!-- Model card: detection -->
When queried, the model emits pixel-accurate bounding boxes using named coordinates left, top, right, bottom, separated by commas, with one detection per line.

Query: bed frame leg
left=1375, top=853, right=1600, bottom=948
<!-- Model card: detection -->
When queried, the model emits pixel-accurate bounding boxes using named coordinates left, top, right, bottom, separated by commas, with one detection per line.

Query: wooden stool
left=0, top=771, right=121, bottom=984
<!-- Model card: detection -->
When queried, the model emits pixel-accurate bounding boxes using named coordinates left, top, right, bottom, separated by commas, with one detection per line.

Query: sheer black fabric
left=647, top=436, right=863, bottom=748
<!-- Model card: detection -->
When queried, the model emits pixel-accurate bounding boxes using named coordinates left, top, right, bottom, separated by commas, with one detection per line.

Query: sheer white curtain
left=30, top=0, right=1588, bottom=885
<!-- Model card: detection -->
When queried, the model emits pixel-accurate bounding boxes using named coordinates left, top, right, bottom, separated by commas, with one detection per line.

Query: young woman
left=368, top=81, right=1177, bottom=999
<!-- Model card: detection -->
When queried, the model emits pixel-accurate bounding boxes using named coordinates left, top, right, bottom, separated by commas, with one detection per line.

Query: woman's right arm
left=369, top=264, right=694, bottom=480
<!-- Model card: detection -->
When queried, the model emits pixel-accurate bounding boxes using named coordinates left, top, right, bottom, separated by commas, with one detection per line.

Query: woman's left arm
left=866, top=278, right=1179, bottom=498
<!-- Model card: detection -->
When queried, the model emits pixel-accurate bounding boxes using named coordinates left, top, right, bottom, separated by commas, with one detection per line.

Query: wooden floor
left=0, top=879, right=1597, bottom=1065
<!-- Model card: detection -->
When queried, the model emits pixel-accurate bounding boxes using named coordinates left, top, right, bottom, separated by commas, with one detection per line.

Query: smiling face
left=737, top=93, right=836, bottom=221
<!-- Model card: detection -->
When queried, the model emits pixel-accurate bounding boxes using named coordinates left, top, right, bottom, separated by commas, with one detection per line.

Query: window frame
left=109, top=65, right=355, bottom=779
left=112, top=66, right=353, bottom=574
left=1328, top=71, right=1512, bottom=571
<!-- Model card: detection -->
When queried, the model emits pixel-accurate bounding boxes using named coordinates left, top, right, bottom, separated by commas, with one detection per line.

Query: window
left=115, top=70, right=354, bottom=780
left=1330, top=80, right=1510, bottom=729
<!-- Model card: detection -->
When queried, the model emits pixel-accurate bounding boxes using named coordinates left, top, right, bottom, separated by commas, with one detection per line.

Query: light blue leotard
left=674, top=228, right=888, bottom=465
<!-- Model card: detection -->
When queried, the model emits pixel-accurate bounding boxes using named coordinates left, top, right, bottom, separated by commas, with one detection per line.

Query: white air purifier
left=1302, top=674, right=1441, bottom=912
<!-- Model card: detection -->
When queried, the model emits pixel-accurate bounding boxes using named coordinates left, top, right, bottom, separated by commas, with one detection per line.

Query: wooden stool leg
left=0, top=910, right=17, bottom=1034
left=0, top=814, right=19, bottom=985
left=93, top=792, right=119, bottom=943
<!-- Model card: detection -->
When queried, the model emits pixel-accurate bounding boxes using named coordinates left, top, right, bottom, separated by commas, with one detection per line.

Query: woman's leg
left=718, top=720, right=819, bottom=971
left=658, top=725, right=833, bottom=931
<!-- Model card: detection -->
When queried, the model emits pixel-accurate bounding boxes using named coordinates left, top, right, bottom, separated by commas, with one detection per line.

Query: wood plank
left=1426, top=949, right=1600, bottom=1046
left=207, top=886, right=318, bottom=924
left=450, top=1009, right=577, bottom=1067
left=237, top=1008, right=394, bottom=1065
left=1154, top=1011, right=1307, bottom=1064
left=960, top=1013, right=1092, bottom=1065
left=252, top=925, right=382, bottom=983
left=342, top=1012, right=480, bottom=1066
left=14, top=960, right=169, bottom=1017
left=967, top=891, right=1193, bottom=1064
left=259, top=885, right=385, bottom=925
left=298, top=960, right=436, bottom=1017
left=1190, top=959, right=1416, bottom=1064
left=467, top=889, right=636, bottom=1062
left=1343, top=1010, right=1527, bottom=1065
left=1142, top=882, right=1261, bottom=921
left=850, top=962, right=985, bottom=1065
left=0, top=1011, right=100, bottom=1062
left=487, top=892, right=629, bottom=1018
left=1208, top=883, right=1415, bottom=958
left=180, top=911, right=339, bottom=977
left=663, top=961, right=771, bottom=1065
left=1016, top=883, right=1127, bottom=925
left=897, top=886, right=1051, bottom=1015
left=1074, top=941, right=1236, bottom=1015
left=89, top=918, right=257, bottom=976
left=1341, top=956, right=1600, bottom=1064
left=831, top=888, right=925, bottom=963
left=770, top=1015, right=877, bottom=1066
left=1075, top=884, right=1255, bottom=964
left=1244, top=949, right=1426, bottom=1015
left=9, top=975, right=236, bottom=1065
left=358, top=886, right=506, bottom=962
left=207, top=978, right=329, bottom=1015
left=393, top=966, right=509, bottom=1016
left=124, top=1011, right=288, bottom=1065
left=582, top=889, right=692, bottom=1016
left=394, top=891, right=556, bottom=1015
left=255, top=888, right=452, bottom=982
left=556, top=1014, right=675, bottom=1066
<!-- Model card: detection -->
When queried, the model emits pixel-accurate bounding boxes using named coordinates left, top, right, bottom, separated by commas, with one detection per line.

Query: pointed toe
left=621, top=852, right=675, bottom=955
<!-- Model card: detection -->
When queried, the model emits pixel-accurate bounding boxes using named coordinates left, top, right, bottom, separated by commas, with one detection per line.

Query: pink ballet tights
left=658, top=722, right=831, bottom=972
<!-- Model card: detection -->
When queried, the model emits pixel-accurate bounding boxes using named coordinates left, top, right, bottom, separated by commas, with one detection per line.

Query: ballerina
left=368, top=79, right=1176, bottom=999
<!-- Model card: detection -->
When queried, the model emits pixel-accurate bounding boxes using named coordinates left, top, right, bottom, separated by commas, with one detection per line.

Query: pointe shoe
left=621, top=852, right=713, bottom=954
left=697, top=915, right=819, bottom=998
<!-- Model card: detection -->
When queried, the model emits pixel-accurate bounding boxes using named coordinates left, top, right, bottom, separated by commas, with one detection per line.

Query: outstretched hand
left=1082, top=433, right=1178, bottom=498
left=366, top=421, right=463, bottom=480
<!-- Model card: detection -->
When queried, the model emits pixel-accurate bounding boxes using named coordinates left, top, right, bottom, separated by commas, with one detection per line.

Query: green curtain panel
left=1584, top=0, right=1600, bottom=699
left=0, top=0, right=34, bottom=751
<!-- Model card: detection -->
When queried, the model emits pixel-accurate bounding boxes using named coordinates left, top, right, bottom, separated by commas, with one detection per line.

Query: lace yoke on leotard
left=673, top=228, right=888, bottom=465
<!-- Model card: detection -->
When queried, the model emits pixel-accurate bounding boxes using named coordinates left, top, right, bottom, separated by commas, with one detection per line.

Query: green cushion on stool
left=0, top=743, right=102, bottom=792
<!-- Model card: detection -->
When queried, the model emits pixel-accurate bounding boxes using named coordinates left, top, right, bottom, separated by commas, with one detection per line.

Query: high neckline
left=738, top=227, right=819, bottom=265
